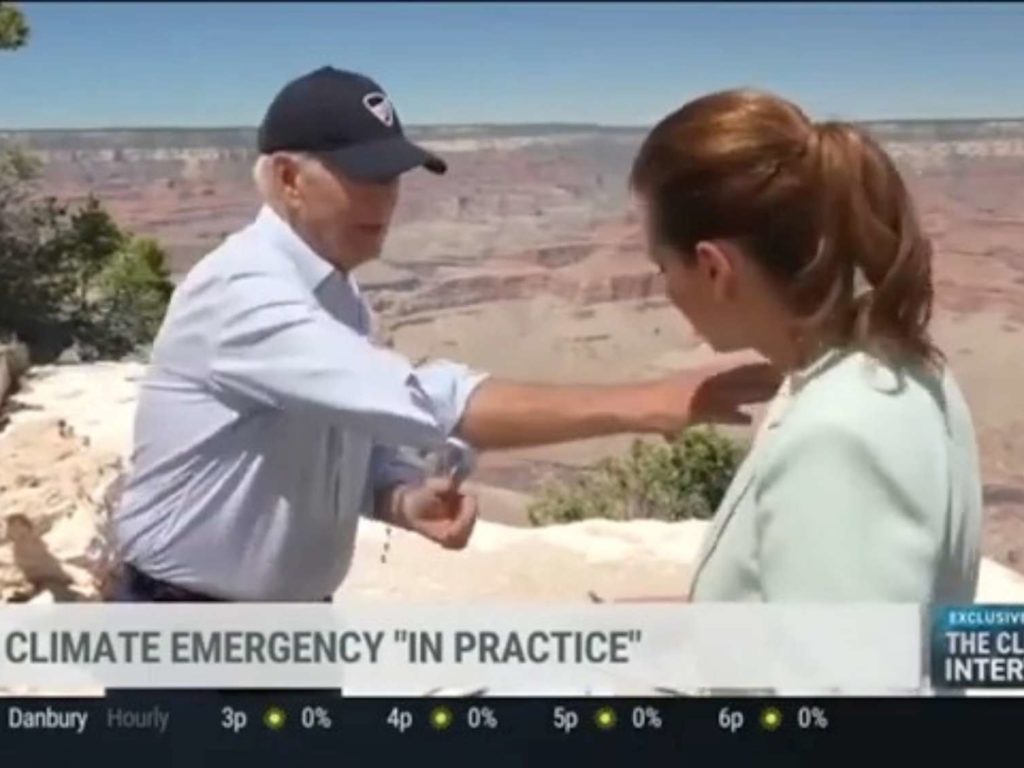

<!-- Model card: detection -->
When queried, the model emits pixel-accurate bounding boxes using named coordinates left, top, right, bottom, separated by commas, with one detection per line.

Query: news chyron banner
left=931, top=604, right=1024, bottom=689
left=0, top=604, right=926, bottom=695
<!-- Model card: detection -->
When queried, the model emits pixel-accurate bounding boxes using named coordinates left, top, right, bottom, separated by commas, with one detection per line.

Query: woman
left=628, top=89, right=982, bottom=602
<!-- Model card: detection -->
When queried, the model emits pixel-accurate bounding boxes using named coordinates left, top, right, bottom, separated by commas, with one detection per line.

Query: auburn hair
left=630, top=88, right=940, bottom=366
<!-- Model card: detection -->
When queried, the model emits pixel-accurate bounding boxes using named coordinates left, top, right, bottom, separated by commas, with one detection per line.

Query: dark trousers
left=105, top=564, right=340, bottom=699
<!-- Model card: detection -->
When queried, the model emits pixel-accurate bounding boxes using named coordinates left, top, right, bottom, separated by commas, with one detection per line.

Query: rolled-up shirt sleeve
left=413, top=359, right=490, bottom=438
left=207, top=268, right=488, bottom=449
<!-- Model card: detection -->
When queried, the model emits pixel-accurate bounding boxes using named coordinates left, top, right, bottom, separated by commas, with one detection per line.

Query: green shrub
left=80, top=237, right=175, bottom=359
left=0, top=146, right=174, bottom=361
left=527, top=427, right=746, bottom=526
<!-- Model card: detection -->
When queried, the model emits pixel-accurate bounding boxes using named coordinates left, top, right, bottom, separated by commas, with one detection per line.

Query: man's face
left=283, top=155, right=400, bottom=270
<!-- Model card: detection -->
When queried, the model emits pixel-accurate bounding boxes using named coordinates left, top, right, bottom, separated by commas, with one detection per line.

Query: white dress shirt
left=113, top=206, right=488, bottom=600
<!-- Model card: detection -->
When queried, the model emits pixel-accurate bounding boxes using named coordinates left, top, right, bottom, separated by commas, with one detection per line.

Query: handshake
left=380, top=354, right=780, bottom=552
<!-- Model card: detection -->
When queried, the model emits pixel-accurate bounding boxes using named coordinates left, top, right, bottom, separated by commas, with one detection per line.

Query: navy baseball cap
left=257, top=66, right=447, bottom=181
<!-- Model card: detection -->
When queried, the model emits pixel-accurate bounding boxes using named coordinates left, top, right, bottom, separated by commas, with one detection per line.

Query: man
left=109, top=66, right=777, bottom=603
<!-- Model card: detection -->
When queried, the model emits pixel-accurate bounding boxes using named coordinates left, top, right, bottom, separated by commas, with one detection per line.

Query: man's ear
left=693, top=240, right=737, bottom=302
left=273, top=155, right=302, bottom=203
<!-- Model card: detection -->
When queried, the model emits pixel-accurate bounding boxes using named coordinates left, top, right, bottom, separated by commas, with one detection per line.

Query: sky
left=1, top=2, right=1022, bottom=129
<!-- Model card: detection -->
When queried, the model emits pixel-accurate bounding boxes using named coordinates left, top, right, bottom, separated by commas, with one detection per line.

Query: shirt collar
left=761, top=346, right=847, bottom=433
left=255, top=205, right=336, bottom=291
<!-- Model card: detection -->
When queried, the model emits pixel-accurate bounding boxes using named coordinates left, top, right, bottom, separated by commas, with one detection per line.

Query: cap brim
left=320, top=137, right=447, bottom=182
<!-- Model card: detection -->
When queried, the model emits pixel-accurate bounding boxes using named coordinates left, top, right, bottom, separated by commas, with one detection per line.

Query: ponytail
left=804, top=122, right=940, bottom=364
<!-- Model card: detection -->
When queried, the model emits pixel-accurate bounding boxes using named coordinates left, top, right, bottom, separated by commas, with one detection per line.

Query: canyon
left=2, top=119, right=1023, bottom=574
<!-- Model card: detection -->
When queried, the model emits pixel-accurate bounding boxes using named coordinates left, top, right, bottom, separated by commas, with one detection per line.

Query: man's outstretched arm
left=207, top=266, right=778, bottom=451
left=454, top=363, right=780, bottom=451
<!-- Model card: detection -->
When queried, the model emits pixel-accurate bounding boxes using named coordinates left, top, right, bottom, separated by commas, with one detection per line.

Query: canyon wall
left=1, top=120, right=1023, bottom=576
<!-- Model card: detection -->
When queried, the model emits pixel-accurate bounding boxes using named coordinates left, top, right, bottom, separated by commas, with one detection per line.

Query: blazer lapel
left=687, top=366, right=806, bottom=594
left=691, top=455, right=758, bottom=584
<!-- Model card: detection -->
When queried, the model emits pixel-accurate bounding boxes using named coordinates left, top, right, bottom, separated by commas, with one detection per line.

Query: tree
left=0, top=149, right=75, bottom=356
left=0, top=3, right=29, bottom=50
left=527, top=428, right=746, bottom=526
left=63, top=196, right=127, bottom=315
left=0, top=147, right=174, bottom=361
left=0, top=4, right=174, bottom=360
left=87, top=236, right=175, bottom=358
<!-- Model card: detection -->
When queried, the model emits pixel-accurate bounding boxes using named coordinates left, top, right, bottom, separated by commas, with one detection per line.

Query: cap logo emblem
left=363, top=92, right=395, bottom=127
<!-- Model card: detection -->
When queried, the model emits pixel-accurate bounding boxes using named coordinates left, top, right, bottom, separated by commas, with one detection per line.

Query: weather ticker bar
left=0, top=696, right=1022, bottom=761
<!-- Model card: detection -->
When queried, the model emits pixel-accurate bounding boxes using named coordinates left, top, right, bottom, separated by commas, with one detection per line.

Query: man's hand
left=386, top=475, right=478, bottom=550
left=642, top=356, right=781, bottom=438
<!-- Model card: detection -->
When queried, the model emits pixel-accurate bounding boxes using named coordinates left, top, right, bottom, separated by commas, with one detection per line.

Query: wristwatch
left=427, top=437, right=477, bottom=484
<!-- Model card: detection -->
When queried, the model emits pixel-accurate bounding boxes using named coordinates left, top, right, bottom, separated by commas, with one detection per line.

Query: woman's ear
left=693, top=240, right=737, bottom=302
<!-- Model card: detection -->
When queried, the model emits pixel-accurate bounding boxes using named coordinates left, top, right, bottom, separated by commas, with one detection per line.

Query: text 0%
left=466, top=706, right=499, bottom=729
left=631, top=706, right=662, bottom=729
left=300, top=706, right=333, bottom=730
left=797, top=706, right=829, bottom=729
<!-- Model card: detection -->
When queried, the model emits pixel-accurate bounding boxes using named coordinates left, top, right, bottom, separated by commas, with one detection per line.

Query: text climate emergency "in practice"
left=1, top=629, right=643, bottom=665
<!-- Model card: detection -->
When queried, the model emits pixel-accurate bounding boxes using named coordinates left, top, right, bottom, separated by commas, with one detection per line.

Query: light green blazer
left=689, top=348, right=983, bottom=603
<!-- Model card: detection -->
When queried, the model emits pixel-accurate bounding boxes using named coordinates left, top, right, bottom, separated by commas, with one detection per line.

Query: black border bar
left=0, top=695, right=1019, bottom=763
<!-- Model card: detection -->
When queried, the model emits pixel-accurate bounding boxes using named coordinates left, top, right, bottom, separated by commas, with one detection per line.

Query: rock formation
left=0, top=341, right=30, bottom=415
left=0, top=418, right=122, bottom=601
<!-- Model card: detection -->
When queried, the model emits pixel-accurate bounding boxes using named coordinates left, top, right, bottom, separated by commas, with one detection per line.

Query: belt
left=122, top=563, right=226, bottom=602
left=118, top=563, right=333, bottom=603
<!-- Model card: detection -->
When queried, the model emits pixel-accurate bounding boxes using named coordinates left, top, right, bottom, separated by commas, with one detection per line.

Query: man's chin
left=345, top=241, right=387, bottom=270
left=350, top=250, right=384, bottom=270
